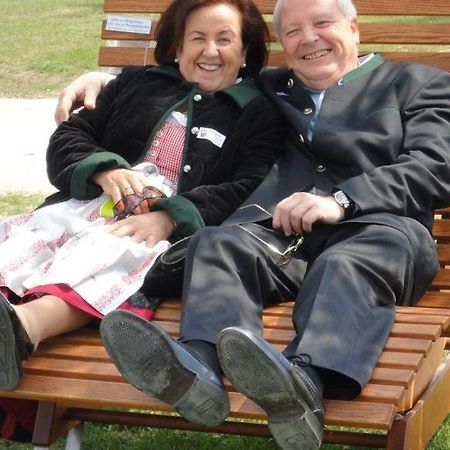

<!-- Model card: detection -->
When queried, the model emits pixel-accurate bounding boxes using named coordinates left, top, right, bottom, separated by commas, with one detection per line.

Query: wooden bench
left=2, top=1, right=450, bottom=449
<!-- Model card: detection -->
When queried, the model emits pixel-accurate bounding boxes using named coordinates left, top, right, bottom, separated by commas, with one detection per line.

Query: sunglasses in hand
left=113, top=186, right=167, bottom=220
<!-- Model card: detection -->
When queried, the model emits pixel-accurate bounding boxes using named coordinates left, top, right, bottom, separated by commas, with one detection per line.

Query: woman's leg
left=0, top=293, right=93, bottom=391
left=13, top=295, right=93, bottom=348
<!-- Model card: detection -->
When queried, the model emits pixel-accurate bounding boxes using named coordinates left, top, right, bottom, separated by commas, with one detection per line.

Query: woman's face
left=177, top=3, right=247, bottom=93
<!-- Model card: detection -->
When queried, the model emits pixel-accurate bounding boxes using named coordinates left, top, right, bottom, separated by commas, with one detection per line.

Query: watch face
left=334, top=191, right=350, bottom=208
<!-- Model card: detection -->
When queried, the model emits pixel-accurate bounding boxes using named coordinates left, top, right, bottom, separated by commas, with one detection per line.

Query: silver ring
left=124, top=186, right=134, bottom=194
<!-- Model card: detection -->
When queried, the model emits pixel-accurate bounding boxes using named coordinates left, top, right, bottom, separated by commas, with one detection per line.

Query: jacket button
left=191, top=127, right=199, bottom=135
left=193, top=94, right=202, bottom=102
left=298, top=134, right=305, bottom=143
left=317, top=164, right=326, bottom=173
left=183, top=164, right=192, bottom=173
left=304, top=107, right=313, bottom=115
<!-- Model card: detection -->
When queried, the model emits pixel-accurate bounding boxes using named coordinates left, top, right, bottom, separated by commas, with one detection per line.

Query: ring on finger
left=124, top=186, right=134, bottom=194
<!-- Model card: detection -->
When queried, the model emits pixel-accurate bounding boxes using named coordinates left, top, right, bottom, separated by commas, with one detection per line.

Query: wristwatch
left=332, top=190, right=353, bottom=219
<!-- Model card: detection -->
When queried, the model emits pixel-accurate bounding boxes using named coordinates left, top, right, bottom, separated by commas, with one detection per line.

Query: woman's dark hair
left=154, top=0, right=270, bottom=78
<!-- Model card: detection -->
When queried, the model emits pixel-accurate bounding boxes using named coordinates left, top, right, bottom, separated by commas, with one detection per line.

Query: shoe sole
left=218, top=328, right=322, bottom=450
left=100, top=311, right=229, bottom=427
left=0, top=299, right=22, bottom=391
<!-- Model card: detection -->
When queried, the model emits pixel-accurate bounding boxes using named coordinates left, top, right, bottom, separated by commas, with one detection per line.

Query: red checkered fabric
left=144, top=121, right=185, bottom=187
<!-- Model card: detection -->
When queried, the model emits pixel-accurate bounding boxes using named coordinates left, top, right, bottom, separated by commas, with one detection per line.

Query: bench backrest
left=99, top=0, right=450, bottom=71
left=98, top=0, right=450, bottom=319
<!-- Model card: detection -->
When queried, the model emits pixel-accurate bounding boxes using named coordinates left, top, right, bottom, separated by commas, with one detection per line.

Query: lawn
left=0, top=0, right=449, bottom=449
left=0, top=0, right=102, bottom=97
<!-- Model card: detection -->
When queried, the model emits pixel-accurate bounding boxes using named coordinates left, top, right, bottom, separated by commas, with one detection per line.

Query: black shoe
left=100, top=311, right=229, bottom=427
left=217, top=327, right=325, bottom=450
left=0, top=293, right=34, bottom=391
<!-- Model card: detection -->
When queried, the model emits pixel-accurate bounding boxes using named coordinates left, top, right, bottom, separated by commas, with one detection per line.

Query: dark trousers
left=180, top=222, right=415, bottom=399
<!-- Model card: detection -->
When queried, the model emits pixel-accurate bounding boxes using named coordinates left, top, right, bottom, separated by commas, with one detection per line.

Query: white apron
left=0, top=165, right=173, bottom=316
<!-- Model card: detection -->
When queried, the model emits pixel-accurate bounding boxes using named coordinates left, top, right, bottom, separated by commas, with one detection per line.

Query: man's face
left=279, top=0, right=360, bottom=90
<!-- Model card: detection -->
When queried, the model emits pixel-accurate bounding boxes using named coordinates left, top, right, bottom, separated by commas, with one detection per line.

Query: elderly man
left=60, top=0, right=450, bottom=448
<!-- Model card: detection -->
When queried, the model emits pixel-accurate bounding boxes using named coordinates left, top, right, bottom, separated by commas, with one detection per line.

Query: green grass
left=0, top=418, right=448, bottom=450
left=0, top=193, right=45, bottom=216
left=0, top=1, right=449, bottom=448
left=0, top=0, right=102, bottom=97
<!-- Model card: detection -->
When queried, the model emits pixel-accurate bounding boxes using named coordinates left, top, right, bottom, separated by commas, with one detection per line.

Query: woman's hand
left=54, top=71, right=113, bottom=124
left=273, top=192, right=344, bottom=236
left=92, top=168, right=155, bottom=215
left=108, top=211, right=175, bottom=246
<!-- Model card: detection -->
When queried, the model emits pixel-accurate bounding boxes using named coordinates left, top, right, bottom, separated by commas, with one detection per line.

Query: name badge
left=197, top=127, right=226, bottom=148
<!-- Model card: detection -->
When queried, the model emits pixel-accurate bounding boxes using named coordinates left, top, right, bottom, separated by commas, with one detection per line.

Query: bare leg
left=13, top=295, right=93, bottom=348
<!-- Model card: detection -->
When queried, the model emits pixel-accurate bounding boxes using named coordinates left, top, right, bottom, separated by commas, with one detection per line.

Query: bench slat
left=102, top=0, right=450, bottom=16
left=416, top=293, right=450, bottom=310
left=98, top=47, right=450, bottom=73
left=354, top=0, right=450, bottom=15
left=431, top=269, right=450, bottom=290
left=324, top=400, right=395, bottom=429
left=437, top=243, right=450, bottom=264
left=371, top=367, right=414, bottom=386
left=0, top=374, right=396, bottom=430
left=268, top=52, right=450, bottom=73
left=359, top=23, right=450, bottom=45
left=384, top=337, right=432, bottom=354
left=395, top=313, right=450, bottom=329
left=36, top=335, right=432, bottom=368
left=23, top=357, right=408, bottom=408
left=389, top=322, right=441, bottom=340
left=358, top=384, right=405, bottom=404
left=100, top=21, right=450, bottom=46
left=377, top=351, right=423, bottom=369
left=433, top=219, right=450, bottom=239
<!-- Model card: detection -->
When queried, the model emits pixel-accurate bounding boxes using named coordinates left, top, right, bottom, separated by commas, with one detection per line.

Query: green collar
left=340, top=53, right=384, bottom=85
left=145, top=65, right=261, bottom=108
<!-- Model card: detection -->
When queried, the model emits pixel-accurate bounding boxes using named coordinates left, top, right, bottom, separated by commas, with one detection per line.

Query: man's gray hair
left=273, top=0, right=358, bottom=38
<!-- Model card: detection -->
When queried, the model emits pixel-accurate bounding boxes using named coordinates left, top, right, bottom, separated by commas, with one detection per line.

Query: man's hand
left=273, top=192, right=344, bottom=236
left=54, top=71, right=112, bottom=124
left=108, top=211, right=175, bottom=246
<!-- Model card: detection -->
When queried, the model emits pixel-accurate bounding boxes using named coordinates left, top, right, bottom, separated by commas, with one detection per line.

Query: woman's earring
left=174, top=58, right=178, bottom=63
left=241, top=63, right=247, bottom=68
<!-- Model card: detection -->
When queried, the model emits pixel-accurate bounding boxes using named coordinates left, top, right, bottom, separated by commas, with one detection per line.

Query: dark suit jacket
left=226, top=54, right=450, bottom=304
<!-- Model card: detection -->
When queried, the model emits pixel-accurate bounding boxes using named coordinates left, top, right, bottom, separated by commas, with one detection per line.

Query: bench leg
left=32, top=401, right=57, bottom=447
left=387, top=356, right=450, bottom=450
left=64, top=423, right=84, bottom=450
left=31, top=401, right=81, bottom=448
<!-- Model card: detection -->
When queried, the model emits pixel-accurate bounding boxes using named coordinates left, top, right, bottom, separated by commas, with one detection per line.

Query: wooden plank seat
left=1, top=0, right=449, bottom=449
left=0, top=293, right=449, bottom=449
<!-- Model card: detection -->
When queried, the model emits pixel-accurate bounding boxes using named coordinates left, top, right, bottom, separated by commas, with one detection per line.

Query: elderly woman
left=0, top=0, right=284, bottom=406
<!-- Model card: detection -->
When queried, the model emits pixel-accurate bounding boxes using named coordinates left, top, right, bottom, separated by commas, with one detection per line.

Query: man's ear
left=351, top=17, right=360, bottom=44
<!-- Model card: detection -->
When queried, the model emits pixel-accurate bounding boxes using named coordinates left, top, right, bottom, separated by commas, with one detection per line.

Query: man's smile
left=303, top=49, right=331, bottom=60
